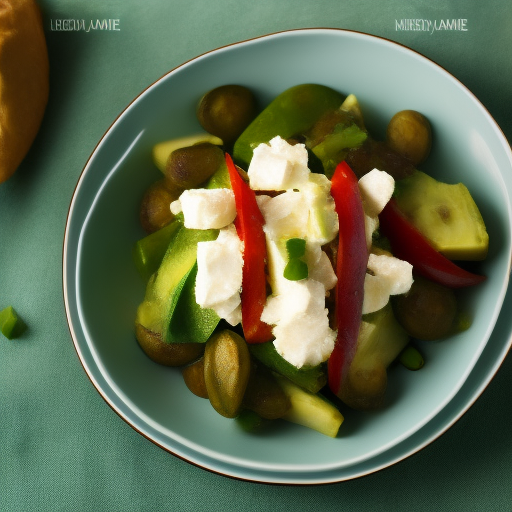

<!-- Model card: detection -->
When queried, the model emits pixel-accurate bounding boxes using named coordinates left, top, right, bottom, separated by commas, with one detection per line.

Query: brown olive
left=165, top=142, right=224, bottom=189
left=386, top=110, right=432, bottom=166
left=392, top=276, right=457, bottom=340
left=340, top=363, right=388, bottom=411
left=182, top=358, right=208, bottom=399
left=306, top=108, right=353, bottom=148
left=135, top=323, right=204, bottom=366
left=197, top=85, right=258, bottom=143
left=243, top=365, right=291, bottom=419
left=203, top=330, right=251, bottom=418
left=345, top=137, right=415, bottom=180
left=139, top=178, right=182, bottom=234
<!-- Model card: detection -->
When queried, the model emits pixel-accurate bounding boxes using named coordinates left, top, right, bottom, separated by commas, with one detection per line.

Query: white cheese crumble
left=248, top=136, right=309, bottom=190
left=257, top=176, right=338, bottom=245
left=301, top=173, right=339, bottom=245
left=304, top=244, right=338, bottom=292
left=261, top=279, right=336, bottom=368
left=358, top=168, right=395, bottom=217
left=250, top=136, right=339, bottom=368
left=171, top=188, right=236, bottom=230
left=362, top=252, right=414, bottom=315
left=357, top=168, right=414, bottom=313
left=195, top=225, right=243, bottom=325
left=358, top=168, right=395, bottom=249
left=259, top=190, right=308, bottom=240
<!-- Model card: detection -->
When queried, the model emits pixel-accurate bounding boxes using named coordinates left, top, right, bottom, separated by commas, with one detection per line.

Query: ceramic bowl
left=63, top=28, right=512, bottom=484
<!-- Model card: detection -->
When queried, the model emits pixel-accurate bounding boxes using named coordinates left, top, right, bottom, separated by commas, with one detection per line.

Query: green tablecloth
left=1, top=0, right=511, bottom=510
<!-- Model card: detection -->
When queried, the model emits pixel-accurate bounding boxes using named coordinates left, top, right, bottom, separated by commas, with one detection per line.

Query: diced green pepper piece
left=235, top=410, right=270, bottom=432
left=0, top=306, right=27, bottom=340
left=399, top=345, right=425, bottom=371
left=311, top=122, right=367, bottom=178
left=454, top=311, right=472, bottom=333
left=249, top=342, right=327, bottom=393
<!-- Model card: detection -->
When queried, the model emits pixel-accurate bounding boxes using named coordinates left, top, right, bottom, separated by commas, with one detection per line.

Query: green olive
left=392, top=276, right=457, bottom=340
left=182, top=358, right=208, bottom=399
left=386, top=110, right=432, bottom=166
left=204, top=330, right=251, bottom=418
left=135, top=323, right=204, bottom=366
left=197, top=85, right=258, bottom=143
left=139, top=178, right=182, bottom=234
left=165, top=142, right=224, bottom=189
left=243, top=365, right=291, bottom=420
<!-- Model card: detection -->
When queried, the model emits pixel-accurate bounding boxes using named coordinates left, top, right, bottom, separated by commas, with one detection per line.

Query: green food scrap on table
left=0, top=306, right=27, bottom=339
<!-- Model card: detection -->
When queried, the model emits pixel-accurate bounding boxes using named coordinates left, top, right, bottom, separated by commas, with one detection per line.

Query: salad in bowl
left=132, top=83, right=489, bottom=438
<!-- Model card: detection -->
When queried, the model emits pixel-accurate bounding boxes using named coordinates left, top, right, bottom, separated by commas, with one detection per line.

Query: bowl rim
left=62, top=26, right=512, bottom=485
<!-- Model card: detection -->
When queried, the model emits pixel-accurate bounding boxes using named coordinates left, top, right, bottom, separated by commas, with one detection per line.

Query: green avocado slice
left=394, top=170, right=489, bottom=261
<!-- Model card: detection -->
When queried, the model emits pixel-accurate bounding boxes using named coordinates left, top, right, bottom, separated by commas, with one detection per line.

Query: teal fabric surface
left=1, top=0, right=511, bottom=510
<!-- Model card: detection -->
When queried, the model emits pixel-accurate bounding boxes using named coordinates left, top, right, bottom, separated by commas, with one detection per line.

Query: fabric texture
left=1, top=0, right=511, bottom=510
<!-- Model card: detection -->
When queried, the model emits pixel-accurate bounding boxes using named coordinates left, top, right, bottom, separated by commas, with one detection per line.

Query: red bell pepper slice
left=328, top=161, right=368, bottom=396
left=379, top=199, right=486, bottom=288
left=225, top=153, right=273, bottom=343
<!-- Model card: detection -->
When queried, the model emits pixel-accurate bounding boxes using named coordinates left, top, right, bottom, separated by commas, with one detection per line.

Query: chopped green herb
left=285, top=237, right=306, bottom=259
left=283, top=238, right=308, bottom=280
left=283, top=258, right=308, bottom=281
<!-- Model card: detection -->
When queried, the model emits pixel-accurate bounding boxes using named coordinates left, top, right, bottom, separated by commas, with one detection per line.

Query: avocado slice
left=233, top=84, right=345, bottom=168
left=133, top=219, right=182, bottom=280
left=135, top=163, right=231, bottom=343
left=274, top=374, right=343, bottom=438
left=394, top=170, right=489, bottom=261
left=167, top=262, right=219, bottom=344
left=338, top=303, right=409, bottom=410
left=135, top=225, right=219, bottom=341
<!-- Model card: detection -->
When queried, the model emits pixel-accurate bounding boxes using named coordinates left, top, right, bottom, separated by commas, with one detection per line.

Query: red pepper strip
left=225, top=153, right=273, bottom=343
left=379, top=199, right=486, bottom=288
left=328, top=161, right=368, bottom=396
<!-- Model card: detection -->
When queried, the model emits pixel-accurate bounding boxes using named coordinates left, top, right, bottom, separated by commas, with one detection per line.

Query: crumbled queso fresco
left=170, top=136, right=413, bottom=368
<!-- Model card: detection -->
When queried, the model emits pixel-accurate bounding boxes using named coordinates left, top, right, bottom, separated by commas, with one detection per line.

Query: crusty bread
left=0, top=0, right=49, bottom=183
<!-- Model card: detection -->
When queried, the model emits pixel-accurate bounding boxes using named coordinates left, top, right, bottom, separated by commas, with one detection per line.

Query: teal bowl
left=63, top=29, right=512, bottom=484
